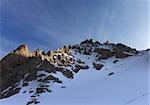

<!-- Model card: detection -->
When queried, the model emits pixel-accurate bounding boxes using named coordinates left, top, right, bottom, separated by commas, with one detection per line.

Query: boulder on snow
left=113, top=60, right=119, bottom=63
left=93, top=62, right=104, bottom=70
left=73, top=64, right=89, bottom=73
left=42, top=75, right=62, bottom=84
left=77, top=59, right=85, bottom=64
left=61, top=69, right=74, bottom=79
left=108, top=72, right=114, bottom=76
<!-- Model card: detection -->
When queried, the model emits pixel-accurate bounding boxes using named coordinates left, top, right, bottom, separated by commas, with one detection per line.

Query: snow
left=0, top=51, right=149, bottom=105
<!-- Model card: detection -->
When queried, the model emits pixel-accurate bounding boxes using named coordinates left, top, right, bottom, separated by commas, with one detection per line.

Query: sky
left=0, top=0, right=149, bottom=58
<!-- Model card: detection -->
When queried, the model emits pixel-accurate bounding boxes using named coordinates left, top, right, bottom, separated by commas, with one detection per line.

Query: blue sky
left=0, top=0, right=149, bottom=58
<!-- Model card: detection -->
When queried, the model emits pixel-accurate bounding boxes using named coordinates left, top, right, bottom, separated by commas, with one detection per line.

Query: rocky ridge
left=0, top=39, right=140, bottom=105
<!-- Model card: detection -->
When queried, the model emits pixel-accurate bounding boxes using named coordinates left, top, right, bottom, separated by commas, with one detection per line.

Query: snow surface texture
left=0, top=49, right=149, bottom=105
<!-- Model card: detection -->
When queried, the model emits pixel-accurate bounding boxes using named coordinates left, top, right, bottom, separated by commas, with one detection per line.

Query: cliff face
left=1, top=45, right=28, bottom=72
left=14, top=44, right=30, bottom=57
left=0, top=39, right=142, bottom=105
left=0, top=45, right=37, bottom=92
left=0, top=43, right=74, bottom=100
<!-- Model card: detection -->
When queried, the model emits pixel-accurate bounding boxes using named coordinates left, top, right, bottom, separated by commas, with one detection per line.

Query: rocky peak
left=0, top=39, right=144, bottom=105
left=80, top=39, right=101, bottom=46
left=14, top=44, right=30, bottom=57
left=47, top=50, right=52, bottom=56
left=34, top=49, right=42, bottom=57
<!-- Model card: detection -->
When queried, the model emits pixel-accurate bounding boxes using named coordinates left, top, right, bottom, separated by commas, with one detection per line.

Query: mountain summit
left=0, top=39, right=149, bottom=105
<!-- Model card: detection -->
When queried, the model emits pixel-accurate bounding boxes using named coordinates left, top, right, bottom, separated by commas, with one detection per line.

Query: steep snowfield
left=0, top=51, right=149, bottom=105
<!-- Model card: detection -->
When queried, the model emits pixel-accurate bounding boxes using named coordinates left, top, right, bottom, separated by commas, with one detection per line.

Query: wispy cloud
left=1, top=0, right=148, bottom=57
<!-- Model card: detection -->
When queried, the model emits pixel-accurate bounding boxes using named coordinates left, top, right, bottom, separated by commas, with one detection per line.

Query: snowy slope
left=0, top=49, right=149, bottom=105
left=39, top=50, right=149, bottom=105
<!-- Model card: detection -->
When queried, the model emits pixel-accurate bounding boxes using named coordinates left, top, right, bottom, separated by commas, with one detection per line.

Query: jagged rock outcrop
left=0, top=39, right=140, bottom=105
left=93, top=62, right=104, bottom=70
left=0, top=43, right=76, bottom=100
left=14, top=44, right=30, bottom=57
left=112, top=43, right=138, bottom=58
left=0, top=45, right=30, bottom=92
left=94, top=48, right=114, bottom=60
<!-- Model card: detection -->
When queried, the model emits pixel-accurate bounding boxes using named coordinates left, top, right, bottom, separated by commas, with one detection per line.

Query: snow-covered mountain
left=0, top=39, right=149, bottom=105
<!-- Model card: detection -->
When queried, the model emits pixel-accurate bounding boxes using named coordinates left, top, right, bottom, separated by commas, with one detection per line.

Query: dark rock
left=71, top=44, right=80, bottom=49
left=42, top=51, right=46, bottom=55
left=22, top=82, right=29, bottom=87
left=94, top=48, right=114, bottom=59
left=42, top=75, right=62, bottom=83
left=0, top=53, right=28, bottom=91
left=40, top=84, right=49, bottom=88
left=80, top=39, right=93, bottom=45
left=47, top=50, right=52, bottom=56
left=113, top=60, right=119, bottom=63
left=43, top=75, right=56, bottom=81
left=73, top=64, right=89, bottom=73
left=55, top=67, right=64, bottom=72
left=113, top=43, right=138, bottom=54
left=83, top=51, right=91, bottom=55
left=37, top=78, right=43, bottom=82
left=44, top=88, right=52, bottom=93
left=61, top=86, right=66, bottom=88
left=23, top=91, right=26, bottom=93
left=34, top=101, right=40, bottom=104
left=34, top=49, right=42, bottom=57
left=108, top=72, right=114, bottom=76
left=24, top=71, right=37, bottom=82
left=1, top=55, right=42, bottom=94
left=72, top=67, right=80, bottom=73
left=94, top=41, right=101, bottom=46
left=29, top=91, right=34, bottom=93
left=61, top=69, right=74, bottom=79
left=104, top=40, right=109, bottom=45
left=93, top=62, right=104, bottom=70
left=39, top=61, right=55, bottom=73
left=36, top=88, right=45, bottom=94
left=77, top=59, right=85, bottom=64
left=55, top=78, right=63, bottom=84
left=44, top=85, right=49, bottom=88
left=113, top=49, right=130, bottom=58
left=37, top=73, right=46, bottom=77
left=31, top=95, right=36, bottom=97
left=75, top=64, right=89, bottom=70
left=26, top=101, right=35, bottom=105
left=0, top=87, right=21, bottom=99
left=13, top=87, right=21, bottom=94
